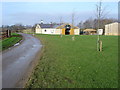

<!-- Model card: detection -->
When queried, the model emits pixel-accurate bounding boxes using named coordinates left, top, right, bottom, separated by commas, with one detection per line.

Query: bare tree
left=77, top=21, right=83, bottom=29
left=83, top=18, right=94, bottom=29
left=59, top=16, right=63, bottom=37
left=72, top=9, right=75, bottom=41
left=96, top=0, right=107, bottom=51
left=89, top=18, right=94, bottom=29
left=72, top=10, right=75, bottom=27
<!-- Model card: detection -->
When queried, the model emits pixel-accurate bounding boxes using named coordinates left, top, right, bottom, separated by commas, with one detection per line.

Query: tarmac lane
left=2, top=33, right=42, bottom=88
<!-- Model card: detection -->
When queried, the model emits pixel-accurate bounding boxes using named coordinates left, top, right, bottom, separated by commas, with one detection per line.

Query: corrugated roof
left=52, top=24, right=60, bottom=28
left=39, top=24, right=53, bottom=28
left=39, top=24, right=60, bottom=28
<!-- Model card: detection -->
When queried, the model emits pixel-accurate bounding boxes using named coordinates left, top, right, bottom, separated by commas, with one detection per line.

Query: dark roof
left=52, top=24, right=60, bottom=28
left=56, top=23, right=79, bottom=29
left=39, top=24, right=59, bottom=28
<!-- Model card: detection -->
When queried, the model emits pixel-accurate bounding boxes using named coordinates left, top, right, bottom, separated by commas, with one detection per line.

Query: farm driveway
left=2, top=33, right=42, bottom=88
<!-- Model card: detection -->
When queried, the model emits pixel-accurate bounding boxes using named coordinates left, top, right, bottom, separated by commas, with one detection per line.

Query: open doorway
left=65, top=25, right=71, bottom=35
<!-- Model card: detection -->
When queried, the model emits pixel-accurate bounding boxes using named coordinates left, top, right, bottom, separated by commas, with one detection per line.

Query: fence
left=0, top=30, right=11, bottom=39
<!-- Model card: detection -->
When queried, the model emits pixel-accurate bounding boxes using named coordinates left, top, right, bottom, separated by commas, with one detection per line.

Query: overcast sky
left=2, top=2, right=118, bottom=26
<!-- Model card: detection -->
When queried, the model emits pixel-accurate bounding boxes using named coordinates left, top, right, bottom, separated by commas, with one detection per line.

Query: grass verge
left=0, top=33, right=22, bottom=51
left=26, top=35, right=118, bottom=88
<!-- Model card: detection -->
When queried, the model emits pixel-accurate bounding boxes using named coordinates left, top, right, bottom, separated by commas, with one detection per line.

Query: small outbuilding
left=83, top=29, right=97, bottom=35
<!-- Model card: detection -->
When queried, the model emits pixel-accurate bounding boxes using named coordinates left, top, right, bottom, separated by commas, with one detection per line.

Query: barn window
left=45, top=30, right=47, bottom=32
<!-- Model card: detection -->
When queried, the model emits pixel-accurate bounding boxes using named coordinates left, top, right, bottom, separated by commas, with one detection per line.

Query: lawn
left=0, top=33, right=22, bottom=51
left=26, top=35, right=118, bottom=88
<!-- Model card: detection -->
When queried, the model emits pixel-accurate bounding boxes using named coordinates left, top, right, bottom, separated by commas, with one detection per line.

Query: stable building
left=56, top=23, right=80, bottom=35
left=105, top=22, right=120, bottom=35
left=35, top=23, right=80, bottom=35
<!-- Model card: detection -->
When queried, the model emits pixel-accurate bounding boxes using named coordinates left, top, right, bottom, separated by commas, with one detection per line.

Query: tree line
left=77, top=18, right=117, bottom=30
left=1, top=24, right=33, bottom=32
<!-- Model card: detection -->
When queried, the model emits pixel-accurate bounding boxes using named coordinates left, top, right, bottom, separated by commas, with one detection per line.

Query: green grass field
left=26, top=35, right=118, bottom=88
left=0, top=33, right=22, bottom=51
